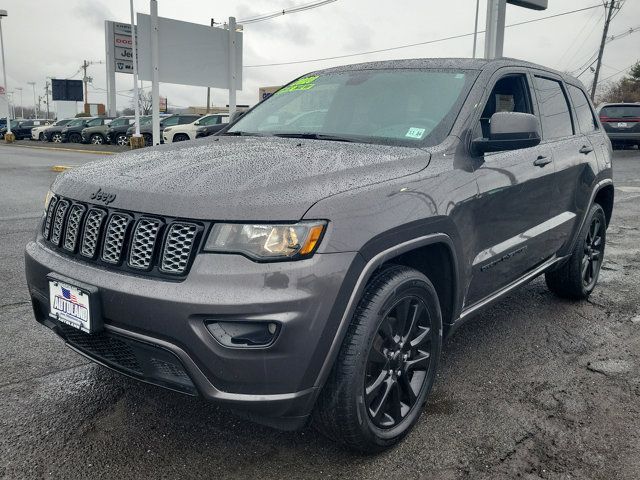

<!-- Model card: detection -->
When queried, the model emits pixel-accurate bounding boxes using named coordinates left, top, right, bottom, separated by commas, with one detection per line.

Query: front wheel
left=314, top=265, right=442, bottom=453
left=546, top=203, right=607, bottom=299
left=68, top=133, right=82, bottom=143
left=51, top=133, right=62, bottom=143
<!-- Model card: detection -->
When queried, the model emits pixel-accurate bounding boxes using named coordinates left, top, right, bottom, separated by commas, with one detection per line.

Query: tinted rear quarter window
left=567, top=84, right=598, bottom=133
left=534, top=76, right=573, bottom=139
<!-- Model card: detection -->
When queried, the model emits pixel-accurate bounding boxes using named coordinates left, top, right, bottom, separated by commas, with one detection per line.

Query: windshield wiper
left=221, top=131, right=267, bottom=137
left=272, top=133, right=355, bottom=143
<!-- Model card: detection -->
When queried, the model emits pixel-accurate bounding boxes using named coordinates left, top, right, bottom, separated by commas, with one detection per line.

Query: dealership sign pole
left=150, top=0, right=160, bottom=146
left=130, top=0, right=142, bottom=140
left=484, top=0, right=548, bottom=59
left=228, top=17, right=237, bottom=120
left=0, top=10, right=11, bottom=137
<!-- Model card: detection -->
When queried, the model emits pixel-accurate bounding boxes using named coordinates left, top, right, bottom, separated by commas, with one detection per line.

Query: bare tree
left=130, top=90, right=153, bottom=115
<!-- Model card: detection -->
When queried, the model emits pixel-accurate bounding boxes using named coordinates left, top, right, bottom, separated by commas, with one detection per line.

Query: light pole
left=27, top=81, right=37, bottom=118
left=130, top=0, right=143, bottom=147
left=15, top=86, right=22, bottom=118
left=0, top=9, right=11, bottom=136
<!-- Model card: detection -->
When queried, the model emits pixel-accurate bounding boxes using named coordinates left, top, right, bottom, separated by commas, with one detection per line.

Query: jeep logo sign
left=90, top=188, right=116, bottom=205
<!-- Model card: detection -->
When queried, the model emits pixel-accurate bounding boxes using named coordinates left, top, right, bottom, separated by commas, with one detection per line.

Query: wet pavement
left=1, top=146, right=639, bottom=479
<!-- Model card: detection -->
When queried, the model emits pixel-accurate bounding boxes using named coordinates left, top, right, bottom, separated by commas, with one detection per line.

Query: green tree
left=596, top=61, right=640, bottom=104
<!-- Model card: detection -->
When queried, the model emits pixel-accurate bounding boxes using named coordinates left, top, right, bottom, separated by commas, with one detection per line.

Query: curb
left=2, top=143, right=118, bottom=155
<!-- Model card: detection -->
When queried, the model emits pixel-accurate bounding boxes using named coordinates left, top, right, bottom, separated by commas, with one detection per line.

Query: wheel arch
left=312, top=225, right=464, bottom=392
left=594, top=183, right=614, bottom=227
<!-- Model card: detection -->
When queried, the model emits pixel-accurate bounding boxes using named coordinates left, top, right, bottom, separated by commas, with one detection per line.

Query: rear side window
left=567, top=85, right=597, bottom=133
left=600, top=105, right=640, bottom=119
left=533, top=77, right=573, bottom=139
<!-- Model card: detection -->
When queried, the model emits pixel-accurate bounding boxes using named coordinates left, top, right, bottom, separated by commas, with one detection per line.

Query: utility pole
left=44, top=81, right=51, bottom=119
left=591, top=0, right=616, bottom=100
left=206, top=18, right=214, bottom=113
left=82, top=59, right=89, bottom=113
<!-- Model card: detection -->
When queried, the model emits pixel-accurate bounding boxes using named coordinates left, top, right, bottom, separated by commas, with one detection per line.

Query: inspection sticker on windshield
left=276, top=76, right=320, bottom=94
left=405, top=127, right=426, bottom=139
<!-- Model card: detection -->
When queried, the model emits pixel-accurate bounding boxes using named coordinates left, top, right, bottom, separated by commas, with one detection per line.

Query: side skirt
left=446, top=254, right=569, bottom=338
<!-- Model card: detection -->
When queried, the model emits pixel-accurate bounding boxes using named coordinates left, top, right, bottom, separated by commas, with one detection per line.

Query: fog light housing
left=206, top=321, right=280, bottom=348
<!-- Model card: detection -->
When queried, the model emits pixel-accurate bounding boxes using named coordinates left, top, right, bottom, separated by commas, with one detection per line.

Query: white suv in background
left=162, top=113, right=229, bottom=143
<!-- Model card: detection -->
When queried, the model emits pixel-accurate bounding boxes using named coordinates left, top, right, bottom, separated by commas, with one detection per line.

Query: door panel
left=465, top=70, right=557, bottom=306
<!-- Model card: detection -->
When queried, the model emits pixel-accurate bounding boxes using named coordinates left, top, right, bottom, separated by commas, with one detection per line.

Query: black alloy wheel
left=582, top=214, right=605, bottom=290
left=365, top=295, right=433, bottom=429
left=546, top=203, right=607, bottom=299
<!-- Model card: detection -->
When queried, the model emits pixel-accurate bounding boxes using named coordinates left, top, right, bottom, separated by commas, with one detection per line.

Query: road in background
left=1, top=146, right=639, bottom=479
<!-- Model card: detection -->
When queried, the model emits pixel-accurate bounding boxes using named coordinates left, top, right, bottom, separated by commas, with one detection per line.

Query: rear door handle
left=579, top=145, right=594, bottom=154
left=533, top=156, right=552, bottom=167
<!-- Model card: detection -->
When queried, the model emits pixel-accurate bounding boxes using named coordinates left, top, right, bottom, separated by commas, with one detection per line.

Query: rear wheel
left=314, top=265, right=442, bottom=453
left=38, top=132, right=45, bottom=141
left=51, top=132, right=62, bottom=143
left=173, top=133, right=189, bottom=142
left=68, top=132, right=82, bottom=143
left=90, top=134, right=104, bottom=145
left=546, top=203, right=606, bottom=299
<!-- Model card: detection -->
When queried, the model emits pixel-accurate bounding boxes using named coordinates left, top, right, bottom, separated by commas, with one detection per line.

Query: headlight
left=196, top=127, right=205, bottom=133
left=163, top=127, right=172, bottom=132
left=204, top=221, right=326, bottom=260
left=44, top=190, right=54, bottom=210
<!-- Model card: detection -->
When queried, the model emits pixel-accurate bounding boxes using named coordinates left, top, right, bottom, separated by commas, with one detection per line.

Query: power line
left=239, top=0, right=337, bottom=24
left=245, top=4, right=602, bottom=68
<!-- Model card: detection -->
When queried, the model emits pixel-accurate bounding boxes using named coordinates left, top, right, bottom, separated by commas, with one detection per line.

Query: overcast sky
left=1, top=0, right=638, bottom=114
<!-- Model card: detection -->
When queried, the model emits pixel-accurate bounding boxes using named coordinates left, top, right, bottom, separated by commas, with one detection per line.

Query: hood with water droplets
left=52, top=136, right=430, bottom=221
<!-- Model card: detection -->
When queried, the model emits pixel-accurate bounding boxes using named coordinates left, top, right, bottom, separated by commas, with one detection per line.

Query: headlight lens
left=204, top=221, right=326, bottom=260
left=163, top=127, right=172, bottom=132
left=44, top=190, right=54, bottom=210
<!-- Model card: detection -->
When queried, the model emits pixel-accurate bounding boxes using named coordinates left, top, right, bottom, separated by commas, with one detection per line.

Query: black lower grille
left=59, top=323, right=142, bottom=374
left=55, top=322, right=197, bottom=395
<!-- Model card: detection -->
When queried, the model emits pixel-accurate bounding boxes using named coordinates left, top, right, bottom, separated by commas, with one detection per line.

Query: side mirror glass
left=472, top=112, right=541, bottom=155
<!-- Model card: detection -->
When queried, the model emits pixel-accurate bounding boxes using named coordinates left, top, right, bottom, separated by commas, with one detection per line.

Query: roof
left=314, top=57, right=576, bottom=82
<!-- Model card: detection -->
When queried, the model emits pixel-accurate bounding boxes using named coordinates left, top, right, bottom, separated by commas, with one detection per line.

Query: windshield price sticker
left=277, top=76, right=320, bottom=94
left=405, top=127, right=426, bottom=139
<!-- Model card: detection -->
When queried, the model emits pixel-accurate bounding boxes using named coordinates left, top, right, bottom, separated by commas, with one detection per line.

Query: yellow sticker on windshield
left=405, top=127, right=426, bottom=139
left=276, top=76, right=320, bottom=94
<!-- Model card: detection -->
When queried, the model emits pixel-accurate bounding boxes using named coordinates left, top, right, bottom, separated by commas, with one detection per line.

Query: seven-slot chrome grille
left=42, top=195, right=203, bottom=278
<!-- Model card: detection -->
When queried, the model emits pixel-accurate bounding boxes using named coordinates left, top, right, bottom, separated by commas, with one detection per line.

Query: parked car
left=127, top=114, right=200, bottom=146
left=597, top=102, right=640, bottom=149
left=82, top=117, right=129, bottom=145
left=105, top=116, right=136, bottom=146
left=61, top=117, right=112, bottom=143
left=163, top=113, right=229, bottom=143
left=26, top=58, right=614, bottom=453
left=32, top=119, right=73, bottom=141
left=0, top=119, right=52, bottom=140
left=44, top=118, right=88, bottom=143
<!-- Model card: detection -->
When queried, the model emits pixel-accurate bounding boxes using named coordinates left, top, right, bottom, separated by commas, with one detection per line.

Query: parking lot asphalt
left=1, top=146, right=639, bottom=479
left=0, top=139, right=128, bottom=156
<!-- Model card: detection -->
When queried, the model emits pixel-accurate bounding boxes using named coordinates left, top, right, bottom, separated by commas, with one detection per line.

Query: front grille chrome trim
left=101, top=213, right=132, bottom=264
left=128, top=218, right=162, bottom=270
left=160, top=222, right=199, bottom=275
left=80, top=208, right=107, bottom=259
left=63, top=204, right=87, bottom=252
left=49, top=199, right=70, bottom=246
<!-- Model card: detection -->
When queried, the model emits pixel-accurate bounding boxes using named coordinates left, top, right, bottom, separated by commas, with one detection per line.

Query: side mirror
left=472, top=112, right=541, bottom=155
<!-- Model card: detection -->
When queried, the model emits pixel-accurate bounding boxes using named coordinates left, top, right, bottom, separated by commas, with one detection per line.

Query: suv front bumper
left=25, top=239, right=358, bottom=427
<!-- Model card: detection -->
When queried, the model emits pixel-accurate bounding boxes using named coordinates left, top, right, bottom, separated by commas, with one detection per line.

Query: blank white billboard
left=137, top=14, right=242, bottom=89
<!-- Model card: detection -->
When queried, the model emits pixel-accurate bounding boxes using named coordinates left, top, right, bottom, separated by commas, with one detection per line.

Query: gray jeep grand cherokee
left=25, top=58, right=613, bottom=452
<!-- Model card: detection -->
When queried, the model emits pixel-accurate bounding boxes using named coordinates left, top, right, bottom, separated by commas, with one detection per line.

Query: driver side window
left=479, top=74, right=533, bottom=138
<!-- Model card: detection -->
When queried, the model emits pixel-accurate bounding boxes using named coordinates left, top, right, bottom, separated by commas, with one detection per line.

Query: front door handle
left=579, top=145, right=594, bottom=154
left=533, top=156, right=552, bottom=167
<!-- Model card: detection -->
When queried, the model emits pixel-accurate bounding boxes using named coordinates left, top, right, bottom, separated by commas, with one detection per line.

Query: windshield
left=600, top=105, right=640, bottom=119
left=229, top=69, right=476, bottom=146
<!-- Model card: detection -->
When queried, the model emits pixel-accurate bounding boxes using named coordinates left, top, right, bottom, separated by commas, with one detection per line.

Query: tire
left=546, top=203, right=607, bottom=299
left=68, top=133, right=82, bottom=143
left=143, top=133, right=152, bottom=146
left=314, top=265, right=442, bottom=453
left=39, top=132, right=45, bottom=141
left=115, top=134, right=128, bottom=147
left=173, top=133, right=189, bottom=142
left=90, top=134, right=104, bottom=145
left=51, top=133, right=62, bottom=143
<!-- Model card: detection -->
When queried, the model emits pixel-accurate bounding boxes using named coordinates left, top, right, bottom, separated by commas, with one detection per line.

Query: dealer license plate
left=49, top=280, right=92, bottom=333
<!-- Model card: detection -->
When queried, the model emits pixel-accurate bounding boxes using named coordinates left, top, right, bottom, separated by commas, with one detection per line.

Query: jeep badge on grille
left=90, top=188, right=116, bottom=205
